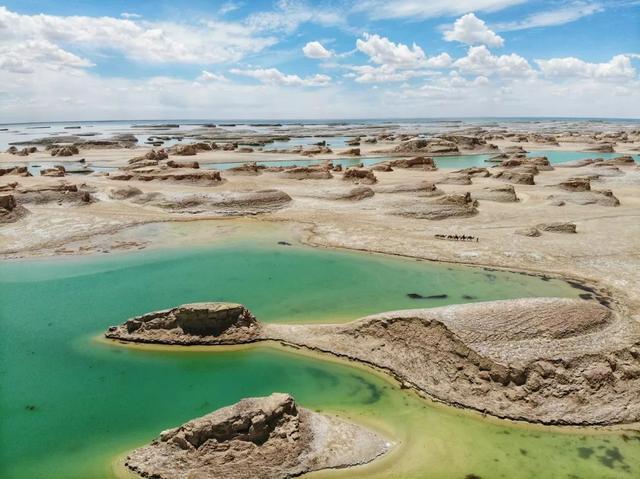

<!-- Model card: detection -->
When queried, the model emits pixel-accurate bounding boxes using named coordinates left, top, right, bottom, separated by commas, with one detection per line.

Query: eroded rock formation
left=342, top=168, right=377, bottom=185
left=265, top=298, right=640, bottom=425
left=473, top=184, right=519, bottom=203
left=393, top=193, right=478, bottom=220
left=106, top=303, right=261, bottom=345
left=124, top=393, right=389, bottom=479
left=0, top=194, right=29, bottom=223
left=129, top=190, right=291, bottom=215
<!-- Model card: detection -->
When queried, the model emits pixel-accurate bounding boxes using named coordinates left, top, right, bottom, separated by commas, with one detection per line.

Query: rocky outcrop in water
left=106, top=303, right=261, bottom=345
left=501, top=156, right=552, bottom=171
left=384, top=156, right=436, bottom=170
left=49, top=145, right=79, bottom=157
left=123, top=393, right=389, bottom=479
left=389, top=138, right=459, bottom=155
left=226, top=162, right=264, bottom=175
left=40, top=165, right=66, bottom=177
left=169, top=143, right=213, bottom=156
left=341, top=148, right=361, bottom=156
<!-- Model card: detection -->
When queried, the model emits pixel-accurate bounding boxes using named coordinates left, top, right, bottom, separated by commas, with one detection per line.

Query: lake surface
left=1, top=239, right=638, bottom=479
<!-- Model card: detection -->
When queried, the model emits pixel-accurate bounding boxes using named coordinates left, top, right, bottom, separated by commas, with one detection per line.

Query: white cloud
left=426, top=52, right=453, bottom=68
left=356, top=33, right=425, bottom=68
left=354, top=0, right=527, bottom=19
left=496, top=2, right=603, bottom=31
left=303, top=41, right=332, bottom=59
left=218, top=2, right=242, bottom=15
left=453, top=45, right=534, bottom=77
left=345, top=64, right=432, bottom=83
left=536, top=54, right=637, bottom=81
left=0, top=6, right=277, bottom=65
left=245, top=0, right=346, bottom=34
left=408, top=73, right=492, bottom=100
left=196, top=70, right=228, bottom=83
left=0, top=40, right=94, bottom=74
left=120, top=12, right=141, bottom=19
left=1, top=63, right=639, bottom=122
left=230, top=67, right=331, bottom=86
left=444, top=13, right=504, bottom=47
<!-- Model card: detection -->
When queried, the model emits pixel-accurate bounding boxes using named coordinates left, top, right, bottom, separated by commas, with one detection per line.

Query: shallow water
left=202, top=156, right=393, bottom=171
left=1, top=239, right=638, bottom=479
left=432, top=150, right=639, bottom=169
left=203, top=150, right=640, bottom=172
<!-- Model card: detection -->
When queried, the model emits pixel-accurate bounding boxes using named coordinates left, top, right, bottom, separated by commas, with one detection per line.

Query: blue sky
left=0, top=0, right=639, bottom=121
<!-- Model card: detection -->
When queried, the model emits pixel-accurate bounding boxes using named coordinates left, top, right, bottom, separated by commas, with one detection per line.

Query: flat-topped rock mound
left=263, top=298, right=640, bottom=425
left=302, top=186, right=375, bottom=201
left=128, top=189, right=291, bottom=215
left=13, top=182, right=93, bottom=205
left=106, top=302, right=261, bottom=345
left=393, top=192, right=478, bottom=220
left=384, top=156, right=437, bottom=169
left=124, top=393, right=389, bottom=479
left=374, top=181, right=443, bottom=196
left=547, top=189, right=620, bottom=207
left=473, top=184, right=519, bottom=202
left=109, top=166, right=223, bottom=185
left=278, top=167, right=332, bottom=180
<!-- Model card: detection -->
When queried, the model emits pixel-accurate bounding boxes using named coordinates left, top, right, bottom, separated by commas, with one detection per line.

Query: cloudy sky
left=1, top=0, right=639, bottom=122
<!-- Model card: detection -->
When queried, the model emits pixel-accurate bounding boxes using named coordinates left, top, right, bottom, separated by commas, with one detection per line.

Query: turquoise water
left=1, top=241, right=638, bottom=479
left=432, top=150, right=639, bottom=169
left=202, top=150, right=639, bottom=172
left=203, top=156, right=392, bottom=171
left=0, top=160, right=113, bottom=176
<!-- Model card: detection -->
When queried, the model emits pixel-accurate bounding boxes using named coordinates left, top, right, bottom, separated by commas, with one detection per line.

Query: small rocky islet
left=124, top=392, right=390, bottom=479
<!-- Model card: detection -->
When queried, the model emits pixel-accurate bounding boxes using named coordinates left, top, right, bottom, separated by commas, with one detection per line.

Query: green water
left=1, top=240, right=638, bottom=479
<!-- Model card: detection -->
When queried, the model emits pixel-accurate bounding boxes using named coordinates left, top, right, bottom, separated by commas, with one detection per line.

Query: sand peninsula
left=3, top=120, right=640, bottom=476
left=105, top=299, right=640, bottom=426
